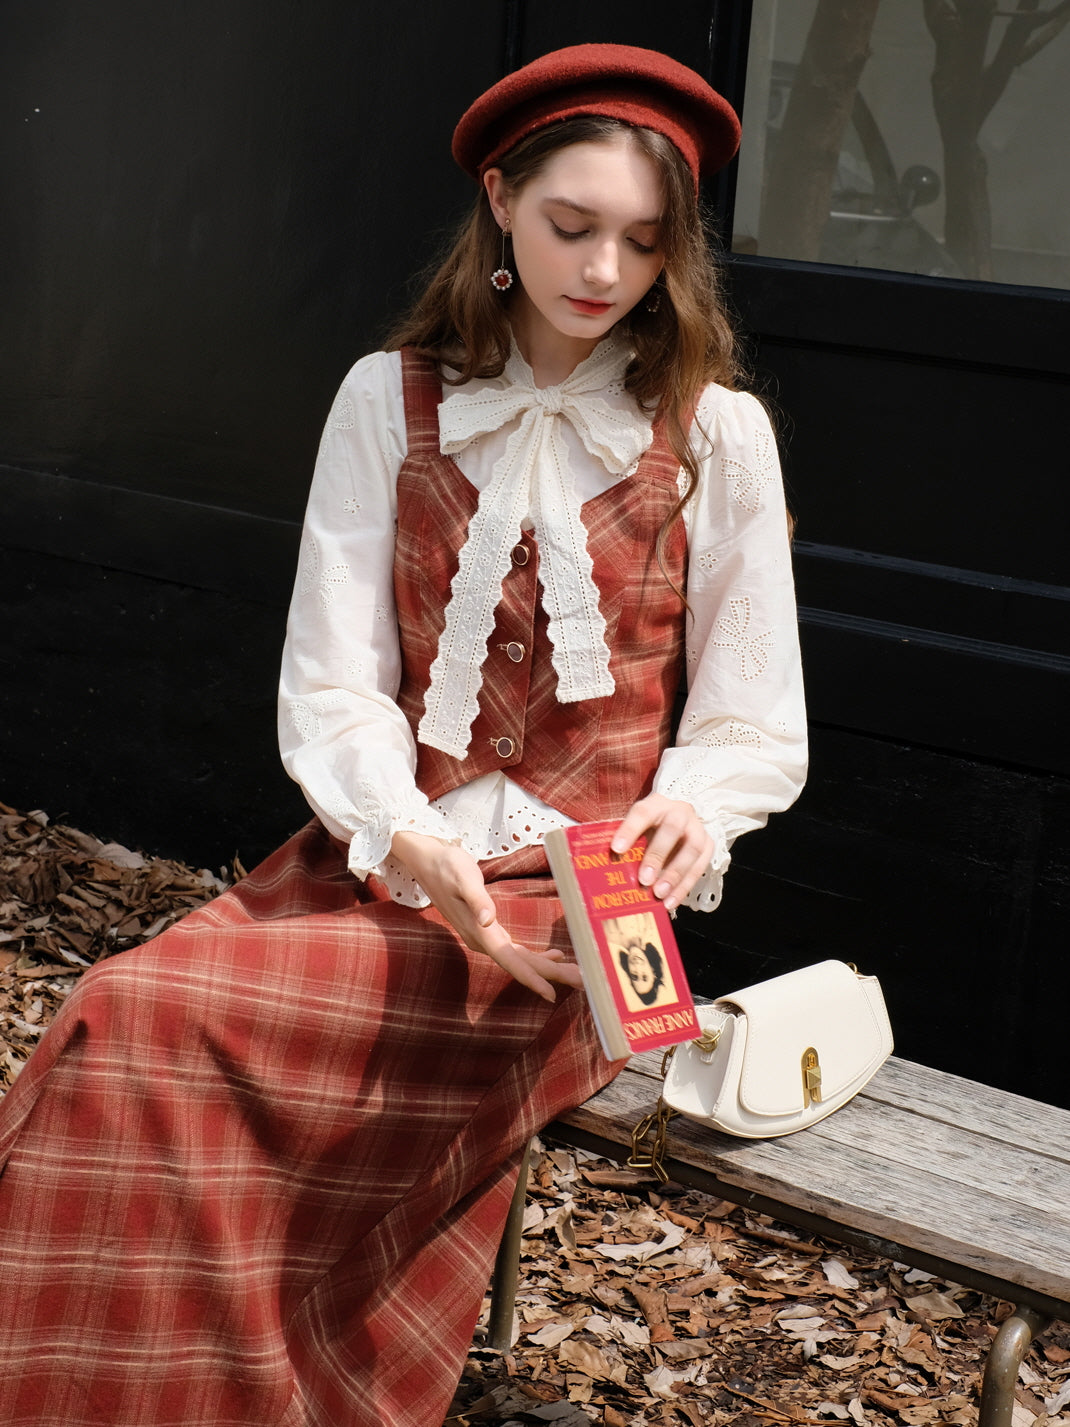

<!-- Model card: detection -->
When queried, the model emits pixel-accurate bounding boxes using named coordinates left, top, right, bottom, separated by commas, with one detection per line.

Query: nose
left=583, top=240, right=619, bottom=290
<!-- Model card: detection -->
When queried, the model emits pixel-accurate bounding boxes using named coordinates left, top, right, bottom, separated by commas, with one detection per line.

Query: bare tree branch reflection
left=924, top=0, right=1070, bottom=278
left=759, top=0, right=883, bottom=260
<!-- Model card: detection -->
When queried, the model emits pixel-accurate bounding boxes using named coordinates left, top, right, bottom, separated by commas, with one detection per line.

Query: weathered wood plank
left=660, top=1110, right=1070, bottom=1302
left=860, top=1058, right=1070, bottom=1162
left=813, top=1096, right=1070, bottom=1219
left=627, top=1053, right=1070, bottom=1163
left=553, top=1062, right=1070, bottom=1305
left=616, top=1053, right=1070, bottom=1197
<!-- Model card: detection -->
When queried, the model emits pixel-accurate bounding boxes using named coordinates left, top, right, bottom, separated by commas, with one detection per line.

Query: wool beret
left=452, top=43, right=741, bottom=186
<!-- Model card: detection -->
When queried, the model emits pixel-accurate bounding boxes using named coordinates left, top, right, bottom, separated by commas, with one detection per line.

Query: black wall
left=2, top=0, right=507, bottom=858
left=2, top=1, right=1067, bottom=1105
left=2, top=0, right=494, bottom=518
left=2, top=0, right=732, bottom=862
left=688, top=259, right=1070, bottom=1104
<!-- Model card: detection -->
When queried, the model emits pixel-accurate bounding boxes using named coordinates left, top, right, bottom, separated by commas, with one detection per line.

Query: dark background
left=2, top=1, right=1067, bottom=1105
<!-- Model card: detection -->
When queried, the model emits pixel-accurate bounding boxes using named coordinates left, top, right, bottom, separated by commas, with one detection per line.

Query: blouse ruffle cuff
left=649, top=766, right=733, bottom=913
left=343, top=782, right=459, bottom=885
left=679, top=859, right=727, bottom=913
left=361, top=804, right=465, bottom=910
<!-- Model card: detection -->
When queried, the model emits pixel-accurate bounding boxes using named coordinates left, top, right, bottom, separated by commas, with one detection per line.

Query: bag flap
left=718, top=960, right=891, bottom=1117
left=661, top=1006, right=738, bottom=1121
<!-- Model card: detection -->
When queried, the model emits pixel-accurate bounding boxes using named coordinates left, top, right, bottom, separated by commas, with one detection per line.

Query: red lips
left=567, top=298, right=612, bottom=315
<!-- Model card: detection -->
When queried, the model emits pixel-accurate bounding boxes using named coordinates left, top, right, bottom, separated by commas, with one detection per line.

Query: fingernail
left=638, top=867, right=654, bottom=886
left=654, top=879, right=671, bottom=898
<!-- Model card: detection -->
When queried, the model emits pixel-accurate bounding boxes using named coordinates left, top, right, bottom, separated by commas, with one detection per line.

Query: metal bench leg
left=978, top=1305, right=1050, bottom=1427
left=486, top=1139, right=533, bottom=1351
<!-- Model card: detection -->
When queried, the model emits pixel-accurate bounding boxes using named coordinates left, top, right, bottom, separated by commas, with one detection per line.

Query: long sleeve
left=653, top=384, right=807, bottom=910
left=281, top=350, right=805, bottom=914
left=279, top=339, right=652, bottom=905
left=278, top=352, right=460, bottom=877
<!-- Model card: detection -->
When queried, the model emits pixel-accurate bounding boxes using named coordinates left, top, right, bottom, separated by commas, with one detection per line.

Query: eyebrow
left=544, top=196, right=661, bottom=226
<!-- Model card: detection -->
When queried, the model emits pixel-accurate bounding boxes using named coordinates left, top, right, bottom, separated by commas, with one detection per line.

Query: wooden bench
left=489, top=1051, right=1070, bottom=1427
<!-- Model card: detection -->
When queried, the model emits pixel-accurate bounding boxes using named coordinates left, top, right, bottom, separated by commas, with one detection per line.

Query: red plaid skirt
left=0, top=820, right=619, bottom=1426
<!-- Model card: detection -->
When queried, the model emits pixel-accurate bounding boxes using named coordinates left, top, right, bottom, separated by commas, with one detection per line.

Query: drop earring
left=491, top=222, right=514, bottom=292
left=644, top=286, right=661, bottom=314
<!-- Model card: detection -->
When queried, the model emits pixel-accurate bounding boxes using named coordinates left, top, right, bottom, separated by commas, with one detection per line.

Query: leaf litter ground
left=1, top=802, right=1068, bottom=1427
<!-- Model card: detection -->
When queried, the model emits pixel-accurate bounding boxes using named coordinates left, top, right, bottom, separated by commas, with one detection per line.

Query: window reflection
left=732, top=0, right=1070, bottom=290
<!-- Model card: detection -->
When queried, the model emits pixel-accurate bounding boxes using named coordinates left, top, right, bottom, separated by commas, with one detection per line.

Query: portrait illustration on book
left=605, top=911, right=679, bottom=1013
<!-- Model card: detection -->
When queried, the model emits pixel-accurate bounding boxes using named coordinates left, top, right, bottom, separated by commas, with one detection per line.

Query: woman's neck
left=508, top=297, right=602, bottom=388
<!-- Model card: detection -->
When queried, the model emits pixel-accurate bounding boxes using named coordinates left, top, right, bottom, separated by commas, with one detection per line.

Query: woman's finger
left=476, top=924, right=583, bottom=1001
left=659, top=833, right=716, bottom=910
left=610, top=795, right=715, bottom=910
left=391, top=831, right=582, bottom=998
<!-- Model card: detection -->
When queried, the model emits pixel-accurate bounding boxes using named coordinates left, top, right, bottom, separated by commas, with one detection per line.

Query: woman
left=618, top=938, right=668, bottom=1008
left=0, top=43, right=806, bottom=1427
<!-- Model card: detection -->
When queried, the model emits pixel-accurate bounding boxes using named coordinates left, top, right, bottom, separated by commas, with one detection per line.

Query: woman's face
left=484, top=134, right=665, bottom=377
left=624, top=945, right=657, bottom=996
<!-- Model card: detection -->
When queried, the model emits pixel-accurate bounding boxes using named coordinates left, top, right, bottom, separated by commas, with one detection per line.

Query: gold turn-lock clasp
left=802, top=1047, right=822, bottom=1107
left=691, top=1026, right=722, bottom=1055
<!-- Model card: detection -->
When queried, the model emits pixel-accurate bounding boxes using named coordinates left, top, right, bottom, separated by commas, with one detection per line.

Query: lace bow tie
left=418, top=339, right=653, bottom=761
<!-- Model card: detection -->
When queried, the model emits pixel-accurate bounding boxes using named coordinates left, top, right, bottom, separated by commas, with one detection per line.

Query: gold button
left=511, top=543, right=530, bottom=566
left=504, top=641, right=525, bottom=663
left=494, top=736, right=515, bottom=758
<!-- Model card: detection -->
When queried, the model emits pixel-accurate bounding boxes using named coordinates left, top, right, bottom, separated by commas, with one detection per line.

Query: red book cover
left=545, top=820, right=700, bottom=1060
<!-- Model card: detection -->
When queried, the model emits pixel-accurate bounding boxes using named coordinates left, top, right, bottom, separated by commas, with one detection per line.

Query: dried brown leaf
left=6, top=805, right=1070, bottom=1427
left=557, top=1338, right=615, bottom=1380
left=905, top=1289, right=964, bottom=1321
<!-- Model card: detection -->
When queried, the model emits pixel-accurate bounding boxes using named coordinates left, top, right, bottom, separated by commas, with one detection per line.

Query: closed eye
left=551, top=221, right=588, bottom=241
left=551, top=221, right=658, bottom=255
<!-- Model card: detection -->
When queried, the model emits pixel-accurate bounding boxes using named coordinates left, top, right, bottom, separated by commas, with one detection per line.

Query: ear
left=483, top=168, right=511, bottom=229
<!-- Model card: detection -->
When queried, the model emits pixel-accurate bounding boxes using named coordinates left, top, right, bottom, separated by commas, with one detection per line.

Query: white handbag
left=660, top=960, right=893, bottom=1140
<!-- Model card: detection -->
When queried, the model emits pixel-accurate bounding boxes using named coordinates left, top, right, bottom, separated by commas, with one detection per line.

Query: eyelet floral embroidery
left=288, top=703, right=320, bottom=744
left=722, top=427, right=776, bottom=513
left=713, top=596, right=775, bottom=680
left=343, top=497, right=361, bottom=516
left=696, top=551, right=719, bottom=573
left=299, top=536, right=350, bottom=611
left=321, top=792, right=358, bottom=826
left=286, top=690, right=348, bottom=744
left=317, top=394, right=355, bottom=461
left=696, top=719, right=762, bottom=749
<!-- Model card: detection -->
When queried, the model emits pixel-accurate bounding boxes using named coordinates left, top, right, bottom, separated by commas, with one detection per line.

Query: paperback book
left=544, top=819, right=699, bottom=1061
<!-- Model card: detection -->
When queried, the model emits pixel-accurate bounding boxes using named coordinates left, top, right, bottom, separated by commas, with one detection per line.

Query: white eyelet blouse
left=278, top=337, right=807, bottom=912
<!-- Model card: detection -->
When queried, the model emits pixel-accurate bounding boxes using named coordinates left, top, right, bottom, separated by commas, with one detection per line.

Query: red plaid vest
left=394, top=347, right=687, bottom=824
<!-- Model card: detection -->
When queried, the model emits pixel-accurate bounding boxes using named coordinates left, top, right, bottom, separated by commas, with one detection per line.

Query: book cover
left=544, top=820, right=699, bottom=1061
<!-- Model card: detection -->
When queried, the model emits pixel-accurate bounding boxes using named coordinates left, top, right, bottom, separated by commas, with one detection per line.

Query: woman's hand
left=390, top=831, right=583, bottom=1002
left=610, top=795, right=715, bottom=912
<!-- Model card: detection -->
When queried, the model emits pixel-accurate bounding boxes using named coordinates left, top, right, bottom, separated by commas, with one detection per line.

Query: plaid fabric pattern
left=0, top=822, right=617, bottom=1425
left=395, top=349, right=688, bottom=821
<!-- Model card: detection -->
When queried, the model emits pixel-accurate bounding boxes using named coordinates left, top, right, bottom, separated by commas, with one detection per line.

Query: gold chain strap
left=627, top=1096, right=679, bottom=1182
left=627, top=1045, right=683, bottom=1183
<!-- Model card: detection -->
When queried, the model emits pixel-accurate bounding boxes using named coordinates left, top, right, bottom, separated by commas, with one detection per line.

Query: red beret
left=452, top=43, right=741, bottom=186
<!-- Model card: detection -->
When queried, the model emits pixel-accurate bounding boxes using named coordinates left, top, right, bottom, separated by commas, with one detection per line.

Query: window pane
left=732, top=0, right=1070, bottom=290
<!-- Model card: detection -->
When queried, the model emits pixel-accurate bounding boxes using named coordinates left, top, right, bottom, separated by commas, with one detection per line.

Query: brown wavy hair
left=385, top=116, right=744, bottom=571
